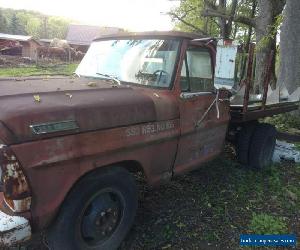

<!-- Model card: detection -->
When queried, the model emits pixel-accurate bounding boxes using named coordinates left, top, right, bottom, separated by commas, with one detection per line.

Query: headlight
left=0, top=144, right=31, bottom=212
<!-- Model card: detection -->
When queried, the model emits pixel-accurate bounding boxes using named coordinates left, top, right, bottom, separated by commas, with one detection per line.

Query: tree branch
left=168, top=12, right=208, bottom=35
left=234, top=15, right=256, bottom=27
left=202, top=9, right=256, bottom=27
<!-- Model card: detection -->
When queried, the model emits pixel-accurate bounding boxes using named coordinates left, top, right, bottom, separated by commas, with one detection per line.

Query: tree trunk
left=218, top=0, right=228, bottom=38
left=246, top=0, right=257, bottom=52
left=254, top=0, right=285, bottom=94
left=278, top=0, right=300, bottom=94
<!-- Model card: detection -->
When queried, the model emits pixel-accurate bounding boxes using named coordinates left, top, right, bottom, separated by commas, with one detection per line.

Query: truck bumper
left=0, top=210, right=31, bottom=246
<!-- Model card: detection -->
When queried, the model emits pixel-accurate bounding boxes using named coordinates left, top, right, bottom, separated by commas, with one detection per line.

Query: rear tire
left=47, top=167, right=138, bottom=250
left=248, top=123, right=277, bottom=169
left=236, top=121, right=258, bottom=165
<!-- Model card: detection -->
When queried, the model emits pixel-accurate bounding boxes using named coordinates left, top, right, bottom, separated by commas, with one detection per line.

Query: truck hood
left=0, top=76, right=167, bottom=144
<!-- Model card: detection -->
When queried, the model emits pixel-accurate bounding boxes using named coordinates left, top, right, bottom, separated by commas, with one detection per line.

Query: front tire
left=47, top=167, right=138, bottom=250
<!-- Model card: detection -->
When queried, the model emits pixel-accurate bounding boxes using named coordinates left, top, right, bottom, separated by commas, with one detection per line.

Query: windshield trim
left=169, top=39, right=183, bottom=90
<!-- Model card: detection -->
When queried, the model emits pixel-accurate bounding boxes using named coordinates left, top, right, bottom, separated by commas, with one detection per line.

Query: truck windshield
left=76, top=39, right=180, bottom=88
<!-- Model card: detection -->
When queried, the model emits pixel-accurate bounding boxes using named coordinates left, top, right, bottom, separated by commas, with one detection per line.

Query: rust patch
left=0, top=146, right=31, bottom=200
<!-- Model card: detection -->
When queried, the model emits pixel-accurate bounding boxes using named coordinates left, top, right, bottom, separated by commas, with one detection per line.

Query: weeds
left=249, top=213, right=288, bottom=235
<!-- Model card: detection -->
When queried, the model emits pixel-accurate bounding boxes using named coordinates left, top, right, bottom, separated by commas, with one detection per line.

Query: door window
left=180, top=47, right=214, bottom=92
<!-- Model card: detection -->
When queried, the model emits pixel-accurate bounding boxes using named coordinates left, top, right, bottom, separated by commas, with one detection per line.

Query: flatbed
left=230, top=101, right=300, bottom=122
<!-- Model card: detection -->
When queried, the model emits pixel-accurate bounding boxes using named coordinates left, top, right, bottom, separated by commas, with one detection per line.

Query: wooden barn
left=66, top=24, right=123, bottom=52
left=0, top=33, right=40, bottom=58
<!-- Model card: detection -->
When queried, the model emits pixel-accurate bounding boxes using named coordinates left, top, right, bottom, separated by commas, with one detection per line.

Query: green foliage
left=171, top=0, right=219, bottom=35
left=0, top=9, right=8, bottom=33
left=24, top=17, right=41, bottom=38
left=9, top=13, right=27, bottom=35
left=264, top=113, right=300, bottom=132
left=47, top=17, right=69, bottom=39
left=0, top=8, right=71, bottom=39
left=171, top=0, right=257, bottom=44
left=249, top=213, right=288, bottom=234
left=256, top=14, right=283, bottom=52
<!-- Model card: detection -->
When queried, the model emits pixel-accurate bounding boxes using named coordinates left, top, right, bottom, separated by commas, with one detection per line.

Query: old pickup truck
left=0, top=31, right=299, bottom=249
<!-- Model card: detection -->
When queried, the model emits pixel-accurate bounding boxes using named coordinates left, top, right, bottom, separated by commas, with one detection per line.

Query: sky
left=0, top=0, right=180, bottom=31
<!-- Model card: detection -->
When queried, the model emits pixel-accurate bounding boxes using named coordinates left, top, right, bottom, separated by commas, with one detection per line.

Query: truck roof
left=94, top=31, right=209, bottom=41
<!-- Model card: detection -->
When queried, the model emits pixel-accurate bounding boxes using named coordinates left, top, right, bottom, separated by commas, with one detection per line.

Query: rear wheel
left=248, top=123, right=277, bottom=169
left=47, top=167, right=138, bottom=250
left=236, top=121, right=258, bottom=165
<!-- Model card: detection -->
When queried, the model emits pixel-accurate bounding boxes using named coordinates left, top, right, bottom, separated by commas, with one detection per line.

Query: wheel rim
left=79, top=190, right=123, bottom=247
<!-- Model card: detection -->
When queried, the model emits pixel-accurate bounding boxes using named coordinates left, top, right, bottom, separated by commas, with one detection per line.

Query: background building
left=0, top=33, right=40, bottom=58
left=66, top=24, right=123, bottom=52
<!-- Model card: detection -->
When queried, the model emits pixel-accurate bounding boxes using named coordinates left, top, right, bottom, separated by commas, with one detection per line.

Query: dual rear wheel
left=237, top=122, right=277, bottom=169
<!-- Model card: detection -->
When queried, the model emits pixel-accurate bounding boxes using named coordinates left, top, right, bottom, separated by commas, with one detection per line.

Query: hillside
left=0, top=7, right=74, bottom=39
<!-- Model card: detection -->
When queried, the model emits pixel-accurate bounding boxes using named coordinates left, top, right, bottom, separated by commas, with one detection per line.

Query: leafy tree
left=25, top=17, right=42, bottom=38
left=9, top=13, right=27, bottom=35
left=48, top=17, right=69, bottom=39
left=169, top=0, right=219, bottom=36
left=170, top=0, right=286, bottom=93
left=0, top=8, right=71, bottom=39
left=0, top=9, right=8, bottom=33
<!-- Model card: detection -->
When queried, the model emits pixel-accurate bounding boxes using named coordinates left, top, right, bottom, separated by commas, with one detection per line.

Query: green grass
left=124, top=150, right=300, bottom=250
left=264, top=113, right=300, bottom=132
left=194, top=159, right=300, bottom=248
left=249, top=213, right=288, bottom=235
left=0, top=63, right=78, bottom=77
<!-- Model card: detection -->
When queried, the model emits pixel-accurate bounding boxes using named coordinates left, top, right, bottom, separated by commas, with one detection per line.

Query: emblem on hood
left=30, top=120, right=79, bottom=135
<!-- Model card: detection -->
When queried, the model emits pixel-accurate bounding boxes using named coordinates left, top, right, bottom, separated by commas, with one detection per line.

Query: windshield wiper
left=96, top=73, right=121, bottom=85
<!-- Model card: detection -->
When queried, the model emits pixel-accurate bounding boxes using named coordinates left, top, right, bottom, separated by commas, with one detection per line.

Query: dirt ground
left=11, top=149, right=300, bottom=250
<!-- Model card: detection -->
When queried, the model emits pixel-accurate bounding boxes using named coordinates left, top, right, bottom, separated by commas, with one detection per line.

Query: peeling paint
left=0, top=211, right=31, bottom=246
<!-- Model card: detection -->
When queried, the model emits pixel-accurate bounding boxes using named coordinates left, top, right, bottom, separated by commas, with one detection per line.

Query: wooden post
left=261, top=50, right=274, bottom=110
left=243, top=43, right=255, bottom=114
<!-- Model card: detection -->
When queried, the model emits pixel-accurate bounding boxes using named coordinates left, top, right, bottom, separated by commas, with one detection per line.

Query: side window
left=180, top=47, right=214, bottom=92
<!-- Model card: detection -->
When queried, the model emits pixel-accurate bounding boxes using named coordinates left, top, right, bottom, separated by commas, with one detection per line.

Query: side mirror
left=214, top=39, right=238, bottom=90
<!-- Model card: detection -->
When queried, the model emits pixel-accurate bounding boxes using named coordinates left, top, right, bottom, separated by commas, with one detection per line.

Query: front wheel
left=47, top=167, right=138, bottom=250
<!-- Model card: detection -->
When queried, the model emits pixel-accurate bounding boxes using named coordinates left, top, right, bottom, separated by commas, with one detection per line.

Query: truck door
left=173, top=43, right=230, bottom=175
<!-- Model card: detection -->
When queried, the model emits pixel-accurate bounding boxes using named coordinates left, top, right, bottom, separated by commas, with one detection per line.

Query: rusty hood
left=0, top=76, right=162, bottom=144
